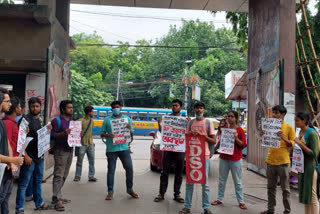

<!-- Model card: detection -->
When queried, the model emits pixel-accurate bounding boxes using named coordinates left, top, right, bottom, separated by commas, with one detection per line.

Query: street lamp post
left=184, top=60, right=192, bottom=116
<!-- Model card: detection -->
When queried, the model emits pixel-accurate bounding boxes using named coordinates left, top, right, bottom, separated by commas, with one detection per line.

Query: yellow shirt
left=78, top=118, right=94, bottom=146
left=265, top=122, right=295, bottom=165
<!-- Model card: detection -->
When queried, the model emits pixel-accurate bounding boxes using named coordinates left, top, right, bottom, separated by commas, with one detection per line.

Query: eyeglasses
left=227, top=115, right=234, bottom=118
left=3, top=100, right=11, bottom=104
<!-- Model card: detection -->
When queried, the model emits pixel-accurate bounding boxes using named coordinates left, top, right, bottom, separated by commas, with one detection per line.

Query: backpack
left=48, top=116, right=61, bottom=154
left=188, top=119, right=214, bottom=158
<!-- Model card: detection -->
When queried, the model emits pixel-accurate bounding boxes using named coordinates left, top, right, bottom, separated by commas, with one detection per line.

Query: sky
left=69, top=0, right=318, bottom=45
left=69, top=4, right=231, bottom=44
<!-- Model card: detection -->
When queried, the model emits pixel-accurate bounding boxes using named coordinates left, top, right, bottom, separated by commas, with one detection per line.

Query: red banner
left=185, top=134, right=206, bottom=184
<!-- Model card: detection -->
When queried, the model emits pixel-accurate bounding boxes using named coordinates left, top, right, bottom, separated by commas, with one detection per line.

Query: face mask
left=195, top=114, right=203, bottom=119
left=112, top=108, right=121, bottom=116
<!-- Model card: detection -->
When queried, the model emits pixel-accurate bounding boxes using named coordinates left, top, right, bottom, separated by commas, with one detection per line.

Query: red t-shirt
left=219, top=126, right=247, bottom=161
left=3, top=115, right=19, bottom=157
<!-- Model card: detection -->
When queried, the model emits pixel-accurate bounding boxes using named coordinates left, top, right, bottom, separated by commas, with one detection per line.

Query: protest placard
left=111, top=118, right=131, bottom=145
left=160, top=115, right=188, bottom=152
left=261, top=118, right=281, bottom=148
left=185, top=134, right=206, bottom=184
left=0, top=163, right=7, bottom=185
left=37, top=126, right=51, bottom=157
left=292, top=144, right=304, bottom=173
left=218, top=128, right=236, bottom=155
left=12, top=137, right=33, bottom=178
left=17, top=118, right=29, bottom=154
left=68, top=121, right=82, bottom=147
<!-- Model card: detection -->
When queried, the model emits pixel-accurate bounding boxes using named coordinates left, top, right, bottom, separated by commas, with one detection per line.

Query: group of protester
left=0, top=88, right=97, bottom=213
left=0, top=88, right=319, bottom=214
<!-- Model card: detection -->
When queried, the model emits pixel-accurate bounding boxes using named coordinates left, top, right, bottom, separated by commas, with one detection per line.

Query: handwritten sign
left=0, top=163, right=7, bottom=185
left=261, top=118, right=281, bottom=148
left=292, top=144, right=304, bottom=173
left=160, top=115, right=188, bottom=152
left=111, top=118, right=131, bottom=145
left=12, top=137, right=33, bottom=177
left=37, top=126, right=51, bottom=157
left=17, top=118, right=29, bottom=154
left=185, top=134, right=206, bottom=184
left=218, top=128, right=236, bottom=155
left=68, top=121, right=82, bottom=147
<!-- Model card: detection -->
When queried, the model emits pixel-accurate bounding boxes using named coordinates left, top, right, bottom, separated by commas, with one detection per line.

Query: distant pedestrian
left=294, top=112, right=319, bottom=214
left=74, top=105, right=96, bottom=182
left=16, top=99, right=26, bottom=123
left=212, top=110, right=247, bottom=210
left=100, top=101, right=139, bottom=200
left=51, top=100, right=73, bottom=211
left=179, top=102, right=216, bottom=214
left=260, top=105, right=295, bottom=214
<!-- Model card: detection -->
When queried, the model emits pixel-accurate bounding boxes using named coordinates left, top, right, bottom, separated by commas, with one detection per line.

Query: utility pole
left=116, top=69, right=121, bottom=100
left=184, top=60, right=192, bottom=115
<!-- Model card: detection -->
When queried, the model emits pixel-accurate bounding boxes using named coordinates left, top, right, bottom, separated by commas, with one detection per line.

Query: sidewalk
left=9, top=138, right=304, bottom=213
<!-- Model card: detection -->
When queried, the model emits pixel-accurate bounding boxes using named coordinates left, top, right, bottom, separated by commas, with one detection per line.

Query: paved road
left=9, top=136, right=304, bottom=213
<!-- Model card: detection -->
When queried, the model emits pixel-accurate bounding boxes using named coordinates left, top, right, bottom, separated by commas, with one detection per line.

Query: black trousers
left=159, top=151, right=185, bottom=197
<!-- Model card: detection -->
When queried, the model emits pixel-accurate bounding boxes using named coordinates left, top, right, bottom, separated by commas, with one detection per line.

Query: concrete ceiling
left=70, top=0, right=248, bottom=12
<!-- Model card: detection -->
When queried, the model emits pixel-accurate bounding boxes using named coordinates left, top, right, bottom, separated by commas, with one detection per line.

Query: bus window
left=149, top=112, right=157, bottom=121
left=158, top=113, right=166, bottom=119
left=99, top=111, right=107, bottom=120
left=129, top=111, right=138, bottom=120
left=93, top=110, right=98, bottom=119
left=121, top=111, right=127, bottom=116
left=138, top=112, right=147, bottom=121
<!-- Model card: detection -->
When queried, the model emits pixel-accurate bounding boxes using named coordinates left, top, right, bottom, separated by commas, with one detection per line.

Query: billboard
left=224, top=70, right=245, bottom=99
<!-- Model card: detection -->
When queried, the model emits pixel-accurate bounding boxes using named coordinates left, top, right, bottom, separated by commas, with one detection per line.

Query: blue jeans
left=217, top=158, right=244, bottom=203
left=106, top=150, right=133, bottom=194
left=75, top=145, right=95, bottom=179
left=26, top=175, right=33, bottom=199
left=16, top=161, right=44, bottom=212
left=0, top=176, right=13, bottom=214
left=184, top=159, right=210, bottom=211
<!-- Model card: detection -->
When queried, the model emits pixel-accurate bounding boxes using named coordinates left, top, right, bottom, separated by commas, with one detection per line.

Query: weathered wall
left=247, top=0, right=296, bottom=175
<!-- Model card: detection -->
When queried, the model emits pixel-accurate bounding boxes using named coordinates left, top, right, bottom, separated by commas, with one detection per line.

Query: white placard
left=111, top=118, right=131, bottom=145
left=0, top=163, right=7, bottom=185
left=68, top=121, right=82, bottom=147
left=292, top=144, right=304, bottom=173
left=17, top=118, right=29, bottom=154
left=218, top=128, right=236, bottom=155
left=37, top=126, right=51, bottom=157
left=160, top=115, right=188, bottom=152
left=261, top=118, right=282, bottom=148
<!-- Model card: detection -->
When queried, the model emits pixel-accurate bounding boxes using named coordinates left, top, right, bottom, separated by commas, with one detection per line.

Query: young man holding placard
left=51, top=100, right=73, bottom=211
left=16, top=97, right=52, bottom=214
left=74, top=105, right=96, bottom=182
left=100, top=101, right=138, bottom=201
left=179, top=102, right=216, bottom=214
left=154, top=99, right=186, bottom=203
left=260, top=105, right=295, bottom=214
left=0, top=89, right=24, bottom=214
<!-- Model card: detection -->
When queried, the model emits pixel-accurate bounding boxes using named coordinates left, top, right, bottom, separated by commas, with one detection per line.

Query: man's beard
left=30, top=111, right=40, bottom=116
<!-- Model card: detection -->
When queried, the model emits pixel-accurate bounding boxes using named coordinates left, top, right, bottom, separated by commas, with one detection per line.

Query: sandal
left=105, top=193, right=113, bottom=200
left=239, top=203, right=247, bottom=209
left=35, top=203, right=50, bottom=210
left=153, top=194, right=164, bottom=202
left=88, top=177, right=97, bottom=182
left=127, top=191, right=139, bottom=199
left=211, top=200, right=222, bottom=206
left=54, top=203, right=65, bottom=212
left=60, top=198, right=71, bottom=204
left=179, top=208, right=191, bottom=214
left=73, top=177, right=80, bottom=182
left=173, top=195, right=184, bottom=203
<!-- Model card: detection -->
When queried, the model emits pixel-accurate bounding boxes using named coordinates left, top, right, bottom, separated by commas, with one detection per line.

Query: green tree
left=69, top=70, right=113, bottom=118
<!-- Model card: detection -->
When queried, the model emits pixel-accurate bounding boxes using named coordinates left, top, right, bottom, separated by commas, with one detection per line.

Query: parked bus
left=92, top=106, right=187, bottom=136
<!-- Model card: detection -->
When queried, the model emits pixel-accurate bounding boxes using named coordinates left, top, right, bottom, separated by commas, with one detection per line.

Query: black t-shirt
left=23, top=114, right=44, bottom=162
left=0, top=120, right=12, bottom=182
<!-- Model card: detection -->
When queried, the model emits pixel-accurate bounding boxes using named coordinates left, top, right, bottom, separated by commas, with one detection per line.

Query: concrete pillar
left=247, top=0, right=296, bottom=174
